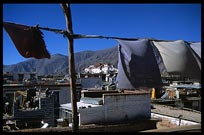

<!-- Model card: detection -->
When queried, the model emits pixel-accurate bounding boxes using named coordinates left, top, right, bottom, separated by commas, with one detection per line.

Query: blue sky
left=3, top=4, right=201, bottom=65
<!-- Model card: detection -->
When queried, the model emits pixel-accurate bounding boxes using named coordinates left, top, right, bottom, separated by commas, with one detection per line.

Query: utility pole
left=60, top=3, right=79, bottom=132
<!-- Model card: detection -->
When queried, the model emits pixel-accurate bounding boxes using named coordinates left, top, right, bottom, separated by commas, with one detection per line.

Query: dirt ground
left=156, top=119, right=178, bottom=129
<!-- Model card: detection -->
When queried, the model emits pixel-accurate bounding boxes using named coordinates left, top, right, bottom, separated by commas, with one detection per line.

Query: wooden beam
left=60, top=3, right=79, bottom=132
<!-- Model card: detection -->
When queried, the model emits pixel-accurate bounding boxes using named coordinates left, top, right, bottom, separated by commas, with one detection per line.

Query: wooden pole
left=60, top=3, right=79, bottom=132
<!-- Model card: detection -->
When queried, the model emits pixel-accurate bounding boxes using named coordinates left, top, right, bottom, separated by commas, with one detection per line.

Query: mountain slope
left=3, top=46, right=118, bottom=76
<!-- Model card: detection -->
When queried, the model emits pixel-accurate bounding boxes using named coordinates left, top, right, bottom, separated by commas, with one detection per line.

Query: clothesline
left=37, top=25, right=197, bottom=43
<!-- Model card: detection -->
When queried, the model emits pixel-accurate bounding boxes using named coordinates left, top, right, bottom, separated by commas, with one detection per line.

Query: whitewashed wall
left=104, top=93, right=151, bottom=122
left=79, top=106, right=104, bottom=125
left=79, top=93, right=151, bottom=125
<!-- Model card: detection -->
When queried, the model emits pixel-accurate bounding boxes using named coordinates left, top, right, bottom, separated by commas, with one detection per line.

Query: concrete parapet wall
left=79, top=106, right=104, bottom=125
left=79, top=92, right=151, bottom=125
left=104, top=93, right=151, bottom=122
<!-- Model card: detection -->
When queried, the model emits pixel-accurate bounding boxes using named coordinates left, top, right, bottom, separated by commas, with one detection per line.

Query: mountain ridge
left=3, top=46, right=118, bottom=76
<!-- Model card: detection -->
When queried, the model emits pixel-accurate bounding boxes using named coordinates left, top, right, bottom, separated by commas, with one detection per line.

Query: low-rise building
left=59, top=90, right=151, bottom=126
left=3, top=72, right=38, bottom=84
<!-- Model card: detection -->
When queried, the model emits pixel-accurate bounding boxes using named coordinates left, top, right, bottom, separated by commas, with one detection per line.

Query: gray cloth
left=189, top=42, right=201, bottom=70
left=116, top=39, right=162, bottom=89
left=152, top=40, right=200, bottom=81
left=189, top=42, right=201, bottom=58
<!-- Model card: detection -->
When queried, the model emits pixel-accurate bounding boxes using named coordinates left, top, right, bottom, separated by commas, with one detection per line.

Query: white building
left=84, top=63, right=118, bottom=74
left=59, top=90, right=151, bottom=125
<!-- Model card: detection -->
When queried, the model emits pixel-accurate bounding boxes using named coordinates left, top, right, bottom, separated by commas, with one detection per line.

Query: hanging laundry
left=189, top=42, right=201, bottom=59
left=152, top=40, right=200, bottom=81
left=116, top=39, right=162, bottom=89
left=189, top=42, right=201, bottom=70
left=3, top=22, right=50, bottom=59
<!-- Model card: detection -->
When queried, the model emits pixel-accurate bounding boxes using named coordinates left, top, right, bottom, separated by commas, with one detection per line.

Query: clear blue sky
left=3, top=4, right=201, bottom=65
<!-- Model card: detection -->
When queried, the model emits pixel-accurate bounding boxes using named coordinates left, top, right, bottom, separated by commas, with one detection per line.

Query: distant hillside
left=3, top=46, right=118, bottom=76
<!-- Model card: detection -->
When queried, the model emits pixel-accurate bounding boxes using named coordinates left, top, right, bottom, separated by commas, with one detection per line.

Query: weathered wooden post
left=60, top=3, right=79, bottom=132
